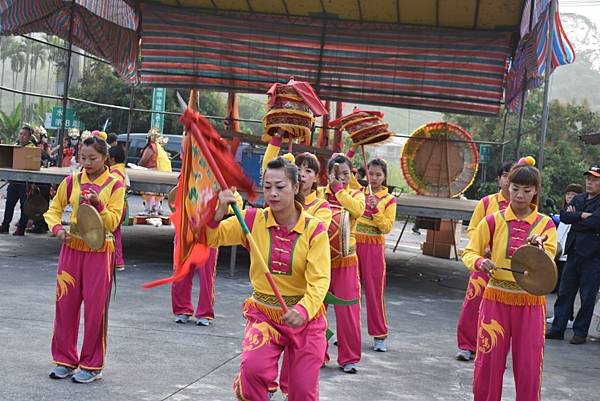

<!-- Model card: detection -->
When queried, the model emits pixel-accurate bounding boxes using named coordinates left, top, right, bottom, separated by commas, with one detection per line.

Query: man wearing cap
left=547, top=165, right=600, bottom=344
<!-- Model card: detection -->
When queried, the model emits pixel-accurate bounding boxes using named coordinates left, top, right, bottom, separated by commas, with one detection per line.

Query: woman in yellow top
left=262, top=132, right=332, bottom=228
left=44, top=133, right=125, bottom=383
left=461, top=163, right=557, bottom=401
left=355, top=158, right=397, bottom=352
left=206, top=157, right=330, bottom=401
left=321, top=153, right=366, bottom=373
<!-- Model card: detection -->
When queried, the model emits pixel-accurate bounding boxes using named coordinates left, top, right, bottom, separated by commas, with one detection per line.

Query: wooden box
left=425, top=219, right=462, bottom=245
left=0, top=144, right=41, bottom=170
left=422, top=241, right=455, bottom=259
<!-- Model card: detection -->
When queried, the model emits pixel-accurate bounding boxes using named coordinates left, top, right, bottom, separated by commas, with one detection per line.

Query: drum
left=263, top=85, right=315, bottom=142
left=329, top=109, right=394, bottom=146
left=401, top=122, right=479, bottom=198
left=328, top=205, right=351, bottom=260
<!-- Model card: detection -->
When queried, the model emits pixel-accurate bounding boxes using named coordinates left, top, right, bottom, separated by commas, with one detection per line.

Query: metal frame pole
left=500, top=110, right=508, bottom=162
left=538, top=0, right=557, bottom=174
left=125, top=84, right=134, bottom=155
left=57, top=2, right=74, bottom=167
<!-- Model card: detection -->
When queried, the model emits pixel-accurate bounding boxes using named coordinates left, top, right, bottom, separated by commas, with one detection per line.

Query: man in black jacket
left=546, top=165, right=600, bottom=344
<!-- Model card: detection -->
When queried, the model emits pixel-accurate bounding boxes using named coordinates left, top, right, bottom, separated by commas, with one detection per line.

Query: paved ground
left=1, top=193, right=599, bottom=401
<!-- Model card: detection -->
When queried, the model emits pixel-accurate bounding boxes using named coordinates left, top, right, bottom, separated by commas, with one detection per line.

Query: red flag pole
left=178, top=92, right=289, bottom=313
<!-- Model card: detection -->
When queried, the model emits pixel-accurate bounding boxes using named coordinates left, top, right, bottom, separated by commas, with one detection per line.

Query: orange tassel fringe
left=355, top=233, right=385, bottom=245
left=331, top=254, right=358, bottom=269
left=483, top=286, right=545, bottom=306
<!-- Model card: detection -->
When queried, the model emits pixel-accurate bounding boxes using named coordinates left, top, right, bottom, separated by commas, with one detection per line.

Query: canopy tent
left=0, top=0, right=573, bottom=118
left=0, top=0, right=138, bottom=81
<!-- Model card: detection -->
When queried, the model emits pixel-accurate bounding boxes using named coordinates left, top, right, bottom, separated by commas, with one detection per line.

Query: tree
left=0, top=36, right=15, bottom=89
left=9, top=40, right=26, bottom=107
left=446, top=89, right=600, bottom=211
left=45, top=34, right=64, bottom=94
left=70, top=62, right=231, bottom=134
left=0, top=102, right=22, bottom=143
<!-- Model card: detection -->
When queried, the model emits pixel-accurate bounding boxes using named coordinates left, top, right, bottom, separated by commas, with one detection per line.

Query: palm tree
left=45, top=35, right=64, bottom=94
left=24, top=40, right=47, bottom=122
left=19, top=36, right=33, bottom=123
left=0, top=36, right=13, bottom=86
left=9, top=42, right=26, bottom=107
left=29, top=40, right=47, bottom=92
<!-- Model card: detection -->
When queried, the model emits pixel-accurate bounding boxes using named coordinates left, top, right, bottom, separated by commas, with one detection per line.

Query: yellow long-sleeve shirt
left=44, top=167, right=125, bottom=251
left=356, top=187, right=397, bottom=243
left=261, top=136, right=332, bottom=228
left=462, top=204, right=557, bottom=285
left=206, top=203, right=330, bottom=320
left=467, top=191, right=509, bottom=238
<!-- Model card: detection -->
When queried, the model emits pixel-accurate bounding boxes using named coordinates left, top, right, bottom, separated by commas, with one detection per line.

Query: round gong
left=511, top=245, right=558, bottom=296
left=76, top=204, right=105, bottom=250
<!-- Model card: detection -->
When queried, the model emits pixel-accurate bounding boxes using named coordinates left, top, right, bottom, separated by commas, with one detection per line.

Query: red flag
left=143, top=108, right=256, bottom=289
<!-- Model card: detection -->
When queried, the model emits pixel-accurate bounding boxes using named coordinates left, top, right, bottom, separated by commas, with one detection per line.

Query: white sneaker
left=196, top=317, right=210, bottom=326
left=175, top=314, right=189, bottom=324
left=455, top=349, right=474, bottom=361
left=373, top=338, right=387, bottom=352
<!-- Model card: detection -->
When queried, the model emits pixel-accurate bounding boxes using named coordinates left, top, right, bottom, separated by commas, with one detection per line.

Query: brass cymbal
left=511, top=245, right=558, bottom=296
left=76, top=204, right=105, bottom=250
left=168, top=186, right=178, bottom=212
left=23, top=193, right=48, bottom=219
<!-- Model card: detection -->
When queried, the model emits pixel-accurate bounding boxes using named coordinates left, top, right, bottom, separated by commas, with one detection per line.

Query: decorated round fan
left=329, top=108, right=394, bottom=146
left=401, top=122, right=479, bottom=197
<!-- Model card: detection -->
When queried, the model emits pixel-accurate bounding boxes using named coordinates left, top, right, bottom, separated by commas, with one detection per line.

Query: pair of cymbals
left=509, top=245, right=558, bottom=296
left=76, top=204, right=105, bottom=250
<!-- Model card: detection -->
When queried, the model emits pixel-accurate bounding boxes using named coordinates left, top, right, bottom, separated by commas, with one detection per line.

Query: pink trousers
left=457, top=271, right=490, bottom=352
left=474, top=294, right=545, bottom=401
left=52, top=244, right=113, bottom=370
left=234, top=300, right=326, bottom=401
left=114, top=226, right=124, bottom=268
left=328, top=255, right=362, bottom=366
left=357, top=241, right=388, bottom=338
left=171, top=247, right=219, bottom=319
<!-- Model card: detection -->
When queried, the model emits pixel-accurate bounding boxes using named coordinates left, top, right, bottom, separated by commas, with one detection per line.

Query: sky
left=561, top=0, right=600, bottom=26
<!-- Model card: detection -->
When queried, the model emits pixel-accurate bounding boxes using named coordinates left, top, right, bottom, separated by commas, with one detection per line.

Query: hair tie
left=282, top=153, right=295, bottom=164
left=517, top=156, right=536, bottom=166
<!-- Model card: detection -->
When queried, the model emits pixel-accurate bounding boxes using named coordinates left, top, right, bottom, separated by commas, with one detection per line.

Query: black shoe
left=0, top=225, right=8, bottom=234
left=545, top=331, right=564, bottom=340
left=12, top=227, right=25, bottom=236
left=570, top=335, right=586, bottom=345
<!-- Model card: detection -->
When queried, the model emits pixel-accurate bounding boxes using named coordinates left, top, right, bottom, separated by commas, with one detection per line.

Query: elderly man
left=546, top=165, right=600, bottom=345
left=0, top=127, right=37, bottom=235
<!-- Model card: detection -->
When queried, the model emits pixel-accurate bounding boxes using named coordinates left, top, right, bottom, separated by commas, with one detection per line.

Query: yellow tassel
left=66, top=237, right=114, bottom=253
left=331, top=254, right=358, bottom=269
left=355, top=233, right=385, bottom=245
left=246, top=298, right=325, bottom=324
left=483, top=286, right=544, bottom=306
